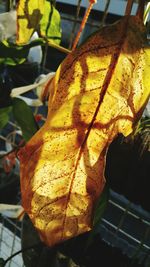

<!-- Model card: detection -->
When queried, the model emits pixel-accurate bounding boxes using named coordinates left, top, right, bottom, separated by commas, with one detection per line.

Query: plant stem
left=100, top=0, right=111, bottom=28
left=72, top=0, right=97, bottom=51
left=125, top=0, right=134, bottom=16
left=69, top=0, right=82, bottom=49
left=42, top=42, right=49, bottom=71
left=47, top=40, right=71, bottom=54
left=136, top=0, right=146, bottom=20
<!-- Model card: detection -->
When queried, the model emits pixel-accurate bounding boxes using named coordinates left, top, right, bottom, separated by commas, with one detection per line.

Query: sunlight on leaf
left=16, top=0, right=45, bottom=44
left=12, top=98, right=39, bottom=142
left=19, top=15, right=150, bottom=247
left=85, top=184, right=109, bottom=249
left=0, top=106, right=12, bottom=129
left=39, top=0, right=61, bottom=44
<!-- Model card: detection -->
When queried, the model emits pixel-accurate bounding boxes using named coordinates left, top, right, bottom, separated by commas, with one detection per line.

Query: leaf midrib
left=60, top=16, right=131, bottom=240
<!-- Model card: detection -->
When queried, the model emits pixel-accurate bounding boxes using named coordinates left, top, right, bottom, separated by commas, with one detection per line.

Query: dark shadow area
left=105, top=130, right=150, bottom=212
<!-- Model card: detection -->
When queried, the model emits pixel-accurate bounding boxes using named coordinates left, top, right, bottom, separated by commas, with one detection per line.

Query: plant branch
left=125, top=0, right=134, bottom=16
left=69, top=0, right=82, bottom=49
left=72, top=0, right=97, bottom=51
left=136, top=0, right=146, bottom=20
left=100, top=0, right=111, bottom=27
left=47, top=40, right=71, bottom=54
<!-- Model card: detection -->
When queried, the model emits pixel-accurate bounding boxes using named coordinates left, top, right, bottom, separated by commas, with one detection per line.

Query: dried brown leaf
left=19, top=16, right=150, bottom=247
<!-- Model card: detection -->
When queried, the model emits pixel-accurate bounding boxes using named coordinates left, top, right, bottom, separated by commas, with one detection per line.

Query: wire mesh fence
left=101, top=191, right=150, bottom=266
left=0, top=216, right=24, bottom=267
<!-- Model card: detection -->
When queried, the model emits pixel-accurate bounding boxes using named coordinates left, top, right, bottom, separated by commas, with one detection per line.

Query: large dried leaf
left=16, top=0, right=45, bottom=44
left=19, top=16, right=150, bottom=247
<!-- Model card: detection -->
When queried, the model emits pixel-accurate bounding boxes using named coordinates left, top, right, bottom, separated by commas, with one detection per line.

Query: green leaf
left=0, top=39, right=45, bottom=66
left=0, top=106, right=12, bottom=129
left=16, top=0, right=45, bottom=44
left=12, top=98, right=39, bottom=142
left=0, top=258, right=5, bottom=267
left=39, top=1, right=61, bottom=44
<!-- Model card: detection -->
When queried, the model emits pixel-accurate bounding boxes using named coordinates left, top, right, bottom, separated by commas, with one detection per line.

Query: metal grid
left=101, top=191, right=150, bottom=266
left=0, top=0, right=150, bottom=266
left=0, top=216, right=24, bottom=267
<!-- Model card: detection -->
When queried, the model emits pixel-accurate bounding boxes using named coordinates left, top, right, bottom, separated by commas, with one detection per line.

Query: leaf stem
left=47, top=40, right=71, bottom=54
left=125, top=0, right=134, bottom=16
left=136, top=0, right=146, bottom=20
left=99, top=0, right=111, bottom=28
left=69, top=0, right=82, bottom=49
left=72, top=0, right=97, bottom=51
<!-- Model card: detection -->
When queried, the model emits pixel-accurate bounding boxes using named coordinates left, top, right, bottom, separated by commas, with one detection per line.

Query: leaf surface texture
left=19, top=16, right=150, bottom=246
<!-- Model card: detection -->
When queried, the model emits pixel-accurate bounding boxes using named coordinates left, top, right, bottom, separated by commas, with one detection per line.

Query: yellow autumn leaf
left=16, top=0, right=45, bottom=44
left=19, top=15, right=150, bottom=247
left=39, top=0, right=62, bottom=45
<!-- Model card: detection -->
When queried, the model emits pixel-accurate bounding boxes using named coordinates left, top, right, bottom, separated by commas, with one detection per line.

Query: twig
left=40, top=36, right=70, bottom=54
left=100, top=0, right=111, bottom=28
left=125, top=0, right=134, bottom=16
left=42, top=42, right=49, bottom=71
left=69, top=0, right=82, bottom=49
left=47, top=40, right=71, bottom=54
left=136, top=0, right=146, bottom=20
left=72, top=0, right=97, bottom=51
